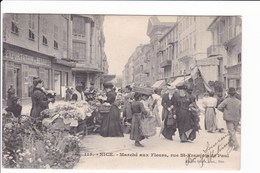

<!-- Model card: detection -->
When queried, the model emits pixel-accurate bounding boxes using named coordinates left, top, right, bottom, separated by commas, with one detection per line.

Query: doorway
left=54, top=71, right=61, bottom=96
left=14, top=67, right=22, bottom=98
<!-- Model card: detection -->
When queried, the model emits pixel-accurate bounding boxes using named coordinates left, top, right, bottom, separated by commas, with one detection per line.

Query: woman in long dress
left=30, top=77, right=53, bottom=130
left=174, top=84, right=197, bottom=142
left=130, top=93, right=149, bottom=147
left=100, top=82, right=124, bottom=137
left=202, top=92, right=218, bottom=133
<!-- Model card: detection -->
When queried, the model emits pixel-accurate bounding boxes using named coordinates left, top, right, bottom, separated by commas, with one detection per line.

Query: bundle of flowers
left=2, top=113, right=81, bottom=169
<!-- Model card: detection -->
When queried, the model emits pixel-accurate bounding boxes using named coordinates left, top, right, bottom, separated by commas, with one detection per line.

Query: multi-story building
left=177, top=16, right=214, bottom=75
left=139, top=44, right=152, bottom=86
left=122, top=55, right=134, bottom=87
left=132, top=45, right=143, bottom=85
left=158, top=23, right=178, bottom=81
left=2, top=13, right=108, bottom=101
left=2, top=14, right=74, bottom=100
left=146, top=16, right=175, bottom=84
left=71, top=14, right=107, bottom=90
left=207, top=16, right=242, bottom=89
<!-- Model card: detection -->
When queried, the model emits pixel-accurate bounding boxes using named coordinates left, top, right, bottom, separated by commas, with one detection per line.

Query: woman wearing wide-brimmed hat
left=30, top=77, right=54, bottom=129
left=173, top=82, right=198, bottom=142
left=100, top=82, right=124, bottom=137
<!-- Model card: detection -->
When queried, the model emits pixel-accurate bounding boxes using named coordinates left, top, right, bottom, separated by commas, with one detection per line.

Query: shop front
left=72, top=65, right=104, bottom=90
left=225, top=63, right=241, bottom=89
left=2, top=43, right=52, bottom=101
left=51, top=59, right=74, bottom=98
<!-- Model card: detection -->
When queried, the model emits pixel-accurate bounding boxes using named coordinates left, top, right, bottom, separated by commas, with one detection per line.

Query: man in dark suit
left=161, top=85, right=176, bottom=121
left=160, top=85, right=177, bottom=140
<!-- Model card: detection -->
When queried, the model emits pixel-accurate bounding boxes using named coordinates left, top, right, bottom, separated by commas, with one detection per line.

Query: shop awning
left=152, top=80, right=165, bottom=88
left=53, top=59, right=76, bottom=67
left=170, top=75, right=191, bottom=87
left=72, top=67, right=104, bottom=73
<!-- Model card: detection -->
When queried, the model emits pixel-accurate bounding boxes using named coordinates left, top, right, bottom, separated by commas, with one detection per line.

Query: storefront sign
left=4, top=49, right=51, bottom=67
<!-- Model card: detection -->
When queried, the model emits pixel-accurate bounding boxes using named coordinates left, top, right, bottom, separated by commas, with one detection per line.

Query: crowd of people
left=4, top=77, right=241, bottom=150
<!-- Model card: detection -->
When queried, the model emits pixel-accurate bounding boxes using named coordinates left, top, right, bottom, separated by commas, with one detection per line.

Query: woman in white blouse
left=202, top=91, right=218, bottom=133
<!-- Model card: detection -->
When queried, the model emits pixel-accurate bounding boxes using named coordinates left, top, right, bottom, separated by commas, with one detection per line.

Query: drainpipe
left=38, top=14, right=40, bottom=51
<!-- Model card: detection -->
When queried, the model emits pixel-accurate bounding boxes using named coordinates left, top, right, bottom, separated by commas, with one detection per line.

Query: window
left=54, top=25, right=58, bottom=49
left=11, top=22, right=19, bottom=34
left=179, top=40, right=182, bottom=53
left=227, top=17, right=233, bottom=39
left=63, top=30, right=67, bottom=42
left=73, top=16, right=85, bottom=36
left=72, top=42, right=86, bottom=60
left=235, top=17, right=242, bottom=36
left=193, top=31, right=196, bottom=49
left=189, top=33, right=192, bottom=51
left=11, top=14, right=19, bottom=34
left=217, top=19, right=225, bottom=44
left=54, top=40, right=58, bottom=49
left=54, top=25, right=58, bottom=40
left=238, top=53, right=241, bottom=63
left=43, top=36, right=48, bottom=45
left=42, top=18, right=47, bottom=35
left=29, top=29, right=35, bottom=40
left=28, top=14, right=35, bottom=30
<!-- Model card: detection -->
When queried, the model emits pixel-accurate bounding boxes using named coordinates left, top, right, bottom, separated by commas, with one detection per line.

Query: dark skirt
left=130, top=113, right=144, bottom=141
left=177, top=109, right=196, bottom=140
left=100, top=105, right=124, bottom=137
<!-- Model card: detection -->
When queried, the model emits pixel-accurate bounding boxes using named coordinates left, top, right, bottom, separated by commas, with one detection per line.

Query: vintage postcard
left=1, top=1, right=258, bottom=172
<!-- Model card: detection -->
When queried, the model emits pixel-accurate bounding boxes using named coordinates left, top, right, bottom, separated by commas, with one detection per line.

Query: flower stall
left=2, top=100, right=96, bottom=169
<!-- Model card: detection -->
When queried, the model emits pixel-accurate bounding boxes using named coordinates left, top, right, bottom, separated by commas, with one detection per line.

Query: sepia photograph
left=0, top=1, right=258, bottom=172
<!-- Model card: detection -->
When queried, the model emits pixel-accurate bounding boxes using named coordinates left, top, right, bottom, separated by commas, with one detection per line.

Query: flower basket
left=140, top=116, right=156, bottom=137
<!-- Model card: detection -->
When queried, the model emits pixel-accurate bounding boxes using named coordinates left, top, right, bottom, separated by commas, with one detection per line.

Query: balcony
left=226, top=64, right=241, bottom=76
left=160, top=59, right=172, bottom=68
left=178, top=49, right=191, bottom=61
left=72, top=34, right=86, bottom=41
left=207, top=45, right=226, bottom=57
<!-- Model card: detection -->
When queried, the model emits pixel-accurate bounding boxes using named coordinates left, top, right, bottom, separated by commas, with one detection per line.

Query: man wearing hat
left=160, top=84, right=177, bottom=140
left=217, top=87, right=241, bottom=151
left=71, top=83, right=85, bottom=101
left=84, top=82, right=97, bottom=102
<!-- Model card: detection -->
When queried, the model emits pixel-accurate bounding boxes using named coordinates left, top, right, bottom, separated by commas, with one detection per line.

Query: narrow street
left=74, top=100, right=241, bottom=170
left=14, top=99, right=241, bottom=170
